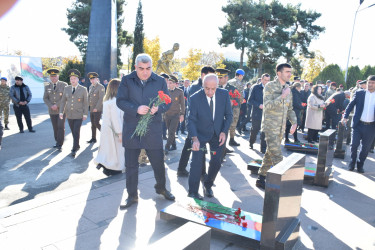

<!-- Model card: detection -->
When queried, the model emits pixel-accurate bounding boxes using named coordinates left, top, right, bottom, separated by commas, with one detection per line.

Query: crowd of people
left=0, top=53, right=374, bottom=209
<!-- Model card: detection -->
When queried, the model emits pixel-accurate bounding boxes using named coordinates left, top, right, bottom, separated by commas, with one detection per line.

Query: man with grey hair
left=187, top=73, right=233, bottom=199
left=117, top=53, right=175, bottom=209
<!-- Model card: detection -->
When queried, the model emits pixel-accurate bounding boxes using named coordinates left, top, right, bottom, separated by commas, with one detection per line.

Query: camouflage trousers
left=0, top=104, right=9, bottom=125
left=229, top=108, right=240, bottom=138
left=258, top=131, right=284, bottom=176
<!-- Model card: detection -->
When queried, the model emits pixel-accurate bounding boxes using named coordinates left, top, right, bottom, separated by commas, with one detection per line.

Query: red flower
left=302, top=103, right=307, bottom=107
left=237, top=208, right=241, bottom=212
left=330, top=99, right=335, bottom=104
left=234, top=89, right=241, bottom=98
left=242, top=222, right=247, bottom=227
left=229, top=90, right=234, bottom=97
left=242, top=99, right=246, bottom=104
left=213, top=151, right=217, bottom=155
left=235, top=210, right=240, bottom=216
left=232, top=100, right=238, bottom=106
left=205, top=218, right=209, bottom=223
left=184, top=96, right=187, bottom=100
left=241, top=216, right=245, bottom=220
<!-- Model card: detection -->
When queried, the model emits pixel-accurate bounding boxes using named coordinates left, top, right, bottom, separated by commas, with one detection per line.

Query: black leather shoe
left=29, top=129, right=36, bottom=133
left=4, top=125, right=9, bottom=130
left=170, top=145, right=177, bottom=151
left=225, top=147, right=234, bottom=153
left=53, top=144, right=59, bottom=148
left=348, top=161, right=355, bottom=171
left=181, top=131, right=186, bottom=135
left=187, top=193, right=203, bottom=200
left=285, top=139, right=290, bottom=143
left=120, top=196, right=139, bottom=209
left=20, top=130, right=24, bottom=133
left=357, top=162, right=364, bottom=173
left=249, top=143, right=253, bottom=149
left=203, top=186, right=214, bottom=198
left=71, top=151, right=76, bottom=157
left=163, top=136, right=167, bottom=140
left=156, top=189, right=175, bottom=201
left=370, top=149, right=374, bottom=153
left=177, top=169, right=189, bottom=177
left=229, top=138, right=240, bottom=146
left=87, top=138, right=97, bottom=143
left=56, top=146, right=62, bottom=151
left=256, top=175, right=266, bottom=189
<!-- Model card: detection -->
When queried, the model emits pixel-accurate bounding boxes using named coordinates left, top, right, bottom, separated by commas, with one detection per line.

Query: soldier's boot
left=229, top=138, right=240, bottom=146
left=170, top=144, right=177, bottom=151
left=4, top=124, right=9, bottom=130
left=256, top=175, right=266, bottom=189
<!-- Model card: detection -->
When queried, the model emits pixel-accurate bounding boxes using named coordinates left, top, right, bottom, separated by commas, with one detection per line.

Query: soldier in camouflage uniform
left=256, top=63, right=297, bottom=189
left=0, top=77, right=10, bottom=130
left=217, top=68, right=241, bottom=147
left=228, top=69, right=246, bottom=133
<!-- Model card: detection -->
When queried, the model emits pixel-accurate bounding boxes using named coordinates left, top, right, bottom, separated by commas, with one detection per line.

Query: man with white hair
left=117, top=53, right=175, bottom=208
left=187, top=73, right=233, bottom=200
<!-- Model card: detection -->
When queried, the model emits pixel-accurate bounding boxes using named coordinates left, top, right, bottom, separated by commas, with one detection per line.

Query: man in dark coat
left=300, top=82, right=311, bottom=133
left=326, top=89, right=346, bottom=130
left=187, top=74, right=233, bottom=199
left=249, top=73, right=270, bottom=153
left=116, top=53, right=175, bottom=209
left=342, top=75, right=375, bottom=173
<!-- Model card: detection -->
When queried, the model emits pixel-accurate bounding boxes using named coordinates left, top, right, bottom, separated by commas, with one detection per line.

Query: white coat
left=94, top=98, right=125, bottom=171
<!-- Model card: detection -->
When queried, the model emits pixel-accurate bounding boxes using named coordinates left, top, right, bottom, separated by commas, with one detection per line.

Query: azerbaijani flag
left=20, top=57, right=44, bottom=83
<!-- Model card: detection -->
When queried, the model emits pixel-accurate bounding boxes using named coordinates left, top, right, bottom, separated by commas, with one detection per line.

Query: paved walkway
left=0, top=104, right=374, bottom=249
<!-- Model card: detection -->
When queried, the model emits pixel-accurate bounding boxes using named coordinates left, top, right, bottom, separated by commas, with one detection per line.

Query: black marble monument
left=85, top=0, right=118, bottom=83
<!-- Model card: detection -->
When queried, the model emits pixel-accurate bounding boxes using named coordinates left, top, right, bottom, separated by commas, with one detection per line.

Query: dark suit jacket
left=344, top=89, right=375, bottom=128
left=249, top=83, right=264, bottom=120
left=116, top=71, right=171, bottom=149
left=188, top=88, right=233, bottom=143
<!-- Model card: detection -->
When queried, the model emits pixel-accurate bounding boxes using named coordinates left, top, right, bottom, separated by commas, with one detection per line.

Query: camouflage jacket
left=0, top=85, right=10, bottom=105
left=224, top=83, right=240, bottom=109
left=261, top=78, right=297, bottom=134
left=228, top=77, right=244, bottom=104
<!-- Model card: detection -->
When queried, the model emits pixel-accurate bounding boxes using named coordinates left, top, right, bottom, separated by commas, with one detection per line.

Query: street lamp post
left=344, top=1, right=375, bottom=83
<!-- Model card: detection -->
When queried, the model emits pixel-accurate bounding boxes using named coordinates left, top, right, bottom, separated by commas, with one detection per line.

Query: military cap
left=1, top=77, right=7, bottom=81
left=330, top=82, right=337, bottom=87
left=87, top=72, right=99, bottom=79
left=359, top=80, right=367, bottom=85
left=67, top=69, right=81, bottom=78
left=169, top=75, right=178, bottom=83
left=160, top=73, right=169, bottom=79
left=47, top=68, right=60, bottom=75
left=294, top=76, right=300, bottom=81
left=216, top=68, right=230, bottom=77
left=236, top=69, right=245, bottom=75
left=326, top=80, right=331, bottom=84
left=15, top=75, right=23, bottom=81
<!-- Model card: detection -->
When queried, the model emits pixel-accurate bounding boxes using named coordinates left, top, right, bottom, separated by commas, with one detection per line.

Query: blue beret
left=236, top=69, right=245, bottom=75
left=1, top=77, right=7, bottom=81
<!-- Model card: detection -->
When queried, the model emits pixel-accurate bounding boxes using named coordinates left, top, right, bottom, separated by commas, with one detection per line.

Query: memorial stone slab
left=162, top=153, right=305, bottom=250
left=85, top=0, right=117, bottom=83
left=313, top=129, right=335, bottom=187
left=334, top=122, right=347, bottom=159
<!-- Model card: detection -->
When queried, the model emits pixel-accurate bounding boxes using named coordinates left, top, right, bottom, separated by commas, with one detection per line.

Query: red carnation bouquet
left=231, top=100, right=239, bottom=106
left=132, top=91, right=171, bottom=138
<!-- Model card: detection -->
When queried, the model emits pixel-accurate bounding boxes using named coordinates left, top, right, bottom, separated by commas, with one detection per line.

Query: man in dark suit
left=177, top=66, right=216, bottom=176
left=342, top=75, right=375, bottom=173
left=116, top=54, right=175, bottom=209
left=249, top=73, right=270, bottom=153
left=176, top=79, right=190, bottom=135
left=187, top=74, right=233, bottom=200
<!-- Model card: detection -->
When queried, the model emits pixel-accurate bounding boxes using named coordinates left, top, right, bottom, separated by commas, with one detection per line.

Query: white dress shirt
left=206, top=93, right=216, bottom=120
left=360, top=90, right=375, bottom=122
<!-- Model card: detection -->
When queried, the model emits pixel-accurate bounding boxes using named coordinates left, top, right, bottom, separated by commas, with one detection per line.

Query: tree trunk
left=240, top=47, right=244, bottom=69
left=258, top=53, right=264, bottom=77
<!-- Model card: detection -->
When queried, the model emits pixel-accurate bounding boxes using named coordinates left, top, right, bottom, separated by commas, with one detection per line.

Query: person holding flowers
left=187, top=73, right=233, bottom=200
left=305, top=85, right=327, bottom=143
left=116, top=54, right=175, bottom=209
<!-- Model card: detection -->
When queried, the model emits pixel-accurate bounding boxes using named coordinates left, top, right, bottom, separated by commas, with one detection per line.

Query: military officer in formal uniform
left=256, top=63, right=297, bottom=189
left=43, top=69, right=68, bottom=150
left=164, top=75, right=185, bottom=153
left=59, top=69, right=88, bottom=157
left=87, top=72, right=105, bottom=143
left=0, top=77, right=10, bottom=130
left=217, top=68, right=241, bottom=147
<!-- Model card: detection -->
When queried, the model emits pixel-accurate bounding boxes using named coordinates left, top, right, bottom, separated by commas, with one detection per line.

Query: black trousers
left=249, top=118, right=266, bottom=151
left=13, top=105, right=32, bottom=131
left=188, top=133, right=224, bottom=194
left=285, top=120, right=298, bottom=141
left=90, top=111, right=101, bottom=139
left=350, top=123, right=375, bottom=165
left=325, top=112, right=339, bottom=130
left=67, top=119, right=82, bottom=150
left=50, top=114, right=66, bottom=146
left=124, top=148, right=166, bottom=198
left=178, top=136, right=206, bottom=173
left=307, top=129, right=319, bottom=142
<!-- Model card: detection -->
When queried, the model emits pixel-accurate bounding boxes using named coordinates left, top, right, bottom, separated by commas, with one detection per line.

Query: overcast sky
left=1, top=0, right=374, bottom=69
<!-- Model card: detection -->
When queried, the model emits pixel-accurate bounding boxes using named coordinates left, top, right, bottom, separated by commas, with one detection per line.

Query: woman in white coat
left=94, top=79, right=124, bottom=175
left=305, top=85, right=330, bottom=143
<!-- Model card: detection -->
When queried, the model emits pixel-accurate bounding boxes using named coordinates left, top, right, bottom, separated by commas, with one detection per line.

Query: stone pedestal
left=334, top=122, right=347, bottom=159
left=85, top=0, right=117, bottom=83
left=313, top=129, right=335, bottom=187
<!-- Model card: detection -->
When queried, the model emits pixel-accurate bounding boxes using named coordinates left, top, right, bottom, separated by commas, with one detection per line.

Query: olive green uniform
left=88, top=83, right=105, bottom=140
left=0, top=84, right=10, bottom=126
left=165, top=87, right=185, bottom=149
left=259, top=78, right=297, bottom=176
left=43, top=80, right=68, bottom=146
